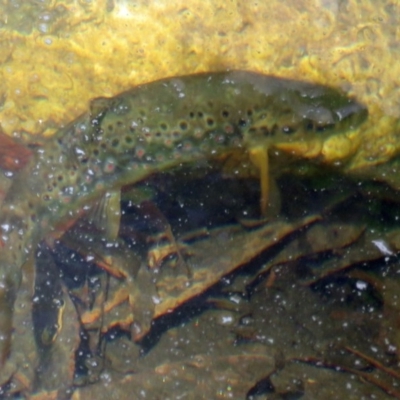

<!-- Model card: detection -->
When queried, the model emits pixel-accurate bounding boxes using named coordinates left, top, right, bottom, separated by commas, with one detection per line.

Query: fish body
left=0, top=71, right=367, bottom=364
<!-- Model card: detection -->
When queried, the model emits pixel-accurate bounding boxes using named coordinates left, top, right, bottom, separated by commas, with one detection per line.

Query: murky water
left=0, top=1, right=400, bottom=399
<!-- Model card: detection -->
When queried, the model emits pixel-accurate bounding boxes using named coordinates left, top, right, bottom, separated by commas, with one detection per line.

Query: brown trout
left=0, top=71, right=367, bottom=365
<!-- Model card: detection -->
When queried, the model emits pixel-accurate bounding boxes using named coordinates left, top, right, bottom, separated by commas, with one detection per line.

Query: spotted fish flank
left=0, top=71, right=367, bottom=365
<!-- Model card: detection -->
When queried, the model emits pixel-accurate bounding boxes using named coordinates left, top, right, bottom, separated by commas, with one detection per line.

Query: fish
left=0, top=70, right=367, bottom=367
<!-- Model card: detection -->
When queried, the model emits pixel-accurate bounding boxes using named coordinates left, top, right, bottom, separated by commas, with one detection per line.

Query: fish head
left=233, top=71, right=368, bottom=162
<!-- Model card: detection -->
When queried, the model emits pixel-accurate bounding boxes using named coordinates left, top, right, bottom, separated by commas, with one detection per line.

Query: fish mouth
left=334, top=101, right=368, bottom=124
left=273, top=139, right=325, bottom=160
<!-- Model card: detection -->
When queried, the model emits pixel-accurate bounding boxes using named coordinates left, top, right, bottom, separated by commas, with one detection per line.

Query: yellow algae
left=0, top=0, right=398, bottom=171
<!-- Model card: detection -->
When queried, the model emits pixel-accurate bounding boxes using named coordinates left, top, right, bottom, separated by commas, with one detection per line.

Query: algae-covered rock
left=0, top=0, right=399, bottom=174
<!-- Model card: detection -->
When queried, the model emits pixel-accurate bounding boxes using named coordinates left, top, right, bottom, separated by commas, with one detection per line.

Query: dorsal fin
left=0, top=129, right=33, bottom=172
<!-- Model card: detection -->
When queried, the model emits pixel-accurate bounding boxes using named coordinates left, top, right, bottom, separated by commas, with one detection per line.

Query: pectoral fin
left=89, top=190, right=122, bottom=241
left=248, top=146, right=270, bottom=216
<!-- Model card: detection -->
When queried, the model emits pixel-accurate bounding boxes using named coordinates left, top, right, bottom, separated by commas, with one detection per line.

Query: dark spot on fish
left=282, top=126, right=296, bottom=134
left=261, top=126, right=271, bottom=136
left=139, top=109, right=146, bottom=117
left=179, top=121, right=188, bottom=130
left=125, top=136, right=132, bottom=144
left=155, top=132, right=162, bottom=137
left=206, top=117, right=214, bottom=127
left=31, top=214, right=36, bottom=222
left=93, top=149, right=99, bottom=156
left=222, top=110, right=230, bottom=118
left=207, top=101, right=214, bottom=107
left=111, top=139, right=119, bottom=147
left=129, top=126, right=135, bottom=133
left=144, top=132, right=152, bottom=139
left=160, top=122, right=168, bottom=130
left=100, top=143, right=107, bottom=149
left=247, top=109, right=253, bottom=117
left=43, top=195, right=50, bottom=201
left=197, top=111, right=204, bottom=118
left=108, top=124, right=114, bottom=131
left=117, top=120, right=123, bottom=127
left=189, top=112, right=195, bottom=119
left=173, top=131, right=181, bottom=138
left=270, top=125, right=278, bottom=136
left=238, top=118, right=247, bottom=128
left=57, top=175, right=63, bottom=181
left=57, top=138, right=63, bottom=145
